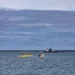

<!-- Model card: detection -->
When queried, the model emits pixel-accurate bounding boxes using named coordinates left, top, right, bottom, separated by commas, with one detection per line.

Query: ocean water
left=0, top=51, right=75, bottom=75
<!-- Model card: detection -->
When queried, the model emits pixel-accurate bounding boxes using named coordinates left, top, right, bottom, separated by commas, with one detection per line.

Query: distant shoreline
left=0, top=50, right=75, bottom=52
left=0, top=50, right=43, bottom=52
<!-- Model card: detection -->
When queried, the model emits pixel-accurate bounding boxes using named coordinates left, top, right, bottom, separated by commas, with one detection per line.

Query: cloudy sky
left=0, top=0, right=75, bottom=50
left=0, top=0, right=75, bottom=10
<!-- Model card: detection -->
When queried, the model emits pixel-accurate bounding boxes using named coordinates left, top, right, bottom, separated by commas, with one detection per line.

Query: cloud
left=0, top=16, right=26, bottom=21
left=18, top=23, right=52, bottom=27
left=1, top=23, right=52, bottom=27
left=13, top=32, right=33, bottom=35
left=0, top=16, right=5, bottom=20
left=0, top=0, right=75, bottom=10
left=7, top=17, right=26, bottom=21
left=0, top=31, right=33, bottom=35
left=51, top=28, right=75, bottom=33
left=37, top=26, right=75, bottom=34
left=0, top=9, right=75, bottom=50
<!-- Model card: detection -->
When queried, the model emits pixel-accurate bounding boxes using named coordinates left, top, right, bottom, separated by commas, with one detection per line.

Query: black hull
left=44, top=51, right=60, bottom=53
left=44, top=50, right=75, bottom=53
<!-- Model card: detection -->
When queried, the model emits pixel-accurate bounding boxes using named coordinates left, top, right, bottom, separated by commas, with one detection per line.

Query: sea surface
left=0, top=50, right=75, bottom=75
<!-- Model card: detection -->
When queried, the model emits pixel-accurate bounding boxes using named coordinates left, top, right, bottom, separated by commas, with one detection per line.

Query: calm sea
left=0, top=50, right=75, bottom=75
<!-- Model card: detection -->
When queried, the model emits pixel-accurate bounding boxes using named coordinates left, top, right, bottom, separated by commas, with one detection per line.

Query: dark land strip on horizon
left=0, top=50, right=75, bottom=52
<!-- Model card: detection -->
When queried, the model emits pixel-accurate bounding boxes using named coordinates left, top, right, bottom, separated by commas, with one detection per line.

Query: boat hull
left=18, top=54, right=33, bottom=58
left=44, top=51, right=59, bottom=53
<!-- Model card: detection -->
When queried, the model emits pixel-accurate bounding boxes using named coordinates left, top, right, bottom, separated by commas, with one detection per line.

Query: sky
left=0, top=0, right=75, bottom=11
left=0, top=0, right=75, bottom=50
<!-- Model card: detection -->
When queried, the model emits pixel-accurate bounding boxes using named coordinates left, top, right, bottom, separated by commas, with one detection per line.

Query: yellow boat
left=18, top=54, right=33, bottom=58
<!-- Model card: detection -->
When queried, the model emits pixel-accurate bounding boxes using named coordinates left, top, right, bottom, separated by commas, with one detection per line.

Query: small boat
left=44, top=48, right=52, bottom=53
left=44, top=48, right=60, bottom=53
left=38, top=53, right=45, bottom=58
left=18, top=54, right=33, bottom=58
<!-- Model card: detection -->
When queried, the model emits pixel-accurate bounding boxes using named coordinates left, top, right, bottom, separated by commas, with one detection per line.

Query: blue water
left=0, top=51, right=75, bottom=75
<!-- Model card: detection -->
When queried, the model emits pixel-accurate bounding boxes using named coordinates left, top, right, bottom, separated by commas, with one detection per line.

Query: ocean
left=0, top=50, right=75, bottom=75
